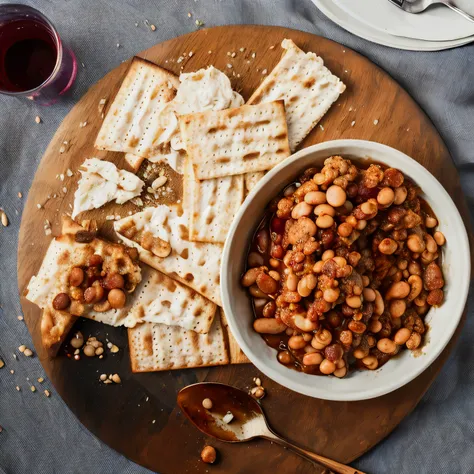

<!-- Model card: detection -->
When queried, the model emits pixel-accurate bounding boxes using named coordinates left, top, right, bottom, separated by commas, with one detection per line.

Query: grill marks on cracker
left=247, top=39, right=346, bottom=151
left=183, top=159, right=244, bottom=244
left=95, top=57, right=180, bottom=158
left=179, top=101, right=291, bottom=180
left=128, top=314, right=228, bottom=372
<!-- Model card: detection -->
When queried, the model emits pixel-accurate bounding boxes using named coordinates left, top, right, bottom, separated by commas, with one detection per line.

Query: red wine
left=0, top=19, right=57, bottom=93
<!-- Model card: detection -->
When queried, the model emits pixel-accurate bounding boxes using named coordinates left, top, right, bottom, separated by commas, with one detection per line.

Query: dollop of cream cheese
left=72, top=158, right=144, bottom=219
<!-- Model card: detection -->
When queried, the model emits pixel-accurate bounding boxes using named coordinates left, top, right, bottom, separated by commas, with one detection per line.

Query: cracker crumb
left=30, top=386, right=36, bottom=392
left=227, top=63, right=232, bottom=69
left=16, top=386, right=20, bottom=391
left=239, top=47, right=245, bottom=52
left=150, top=24, right=156, bottom=31
left=262, top=69, right=267, bottom=75
left=195, top=19, right=204, bottom=27
left=35, top=116, right=41, bottom=124
left=116, top=43, right=120, bottom=49
left=269, top=45, right=275, bottom=49
left=373, top=119, right=379, bottom=125
left=62, top=187, right=67, bottom=194
left=44, top=390, right=51, bottom=397
left=37, top=377, right=44, bottom=383
left=319, top=124, right=325, bottom=131
left=351, top=121, right=356, bottom=127
left=188, top=12, right=192, bottom=17
left=208, top=50, right=212, bottom=54
left=36, top=203, right=42, bottom=209
left=10, top=370, right=14, bottom=374
left=17, top=315, right=24, bottom=321
left=106, top=215, right=115, bottom=221
left=188, top=51, right=193, bottom=57
left=66, top=168, right=73, bottom=177
left=18, top=192, right=22, bottom=198
left=12, top=354, right=17, bottom=360
left=231, top=52, right=236, bottom=58
left=251, top=52, right=256, bottom=58
left=0, top=360, right=4, bottom=369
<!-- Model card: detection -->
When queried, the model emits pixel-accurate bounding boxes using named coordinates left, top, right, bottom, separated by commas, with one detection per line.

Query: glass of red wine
left=0, top=4, right=77, bottom=105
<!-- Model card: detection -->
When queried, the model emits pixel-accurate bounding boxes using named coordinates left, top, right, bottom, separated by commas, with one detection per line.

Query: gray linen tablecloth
left=1, top=1, right=473, bottom=473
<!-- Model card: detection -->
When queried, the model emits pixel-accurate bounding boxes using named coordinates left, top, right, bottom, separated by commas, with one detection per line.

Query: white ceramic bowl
left=221, top=139, right=470, bottom=401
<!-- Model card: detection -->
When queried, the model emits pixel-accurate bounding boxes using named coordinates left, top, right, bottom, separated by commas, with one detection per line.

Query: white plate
left=334, top=0, right=474, bottom=42
left=221, top=140, right=470, bottom=401
left=312, top=0, right=474, bottom=51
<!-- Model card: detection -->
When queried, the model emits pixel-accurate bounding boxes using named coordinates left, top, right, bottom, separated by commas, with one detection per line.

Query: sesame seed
left=319, top=124, right=324, bottom=131
left=269, top=45, right=275, bottom=49
left=13, top=354, right=17, bottom=360
left=152, top=419, right=156, bottom=424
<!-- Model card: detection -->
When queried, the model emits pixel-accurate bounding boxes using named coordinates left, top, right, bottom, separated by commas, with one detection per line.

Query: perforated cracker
left=95, top=57, right=180, bottom=158
left=248, top=39, right=346, bottom=151
left=220, top=309, right=250, bottom=364
left=128, top=268, right=217, bottom=333
left=179, top=100, right=291, bottom=180
left=244, top=171, right=265, bottom=195
left=115, top=205, right=223, bottom=306
left=183, top=159, right=244, bottom=244
left=128, top=315, right=228, bottom=372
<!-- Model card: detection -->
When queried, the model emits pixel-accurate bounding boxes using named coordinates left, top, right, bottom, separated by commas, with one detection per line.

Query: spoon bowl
left=177, top=382, right=366, bottom=474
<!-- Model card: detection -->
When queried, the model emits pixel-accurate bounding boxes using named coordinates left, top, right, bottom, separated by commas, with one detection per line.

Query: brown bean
left=394, top=328, right=412, bottom=345
left=297, top=274, right=317, bottom=297
left=52, top=293, right=70, bottom=311
left=389, top=299, right=406, bottom=318
left=385, top=281, right=410, bottom=300
left=314, top=203, right=335, bottom=217
left=316, top=214, right=334, bottom=229
left=69, top=267, right=84, bottom=287
left=368, top=319, right=382, bottom=333
left=407, top=275, right=423, bottom=302
left=241, top=268, right=261, bottom=287
left=69, top=300, right=84, bottom=316
left=103, top=273, right=125, bottom=290
left=288, top=335, right=306, bottom=350
left=108, top=289, right=126, bottom=309
left=353, top=347, right=369, bottom=359
left=427, top=289, right=444, bottom=306
left=88, top=254, right=103, bottom=266
left=249, top=285, right=269, bottom=299
left=256, top=230, right=270, bottom=253
left=334, top=367, right=347, bottom=378
left=326, top=185, right=346, bottom=207
left=278, top=350, right=292, bottom=364
left=363, top=288, right=376, bottom=302
left=348, top=320, right=366, bottom=334
left=423, top=262, right=444, bottom=290
left=324, top=343, right=344, bottom=362
left=302, top=352, right=323, bottom=366
left=339, top=330, right=353, bottom=346
left=434, top=231, right=445, bottom=246
left=253, top=318, right=286, bottom=334
left=262, top=301, right=277, bottom=318
left=291, top=201, right=313, bottom=219
left=338, top=222, right=353, bottom=237
left=256, top=273, right=279, bottom=294
left=393, top=186, right=407, bottom=205
left=377, top=338, right=397, bottom=354
left=305, top=191, right=327, bottom=205
left=407, top=234, right=425, bottom=253
left=323, top=288, right=340, bottom=303
left=247, top=252, right=264, bottom=267
left=406, top=332, right=421, bottom=350
left=425, top=216, right=438, bottom=228
left=312, top=329, right=332, bottom=349
left=408, top=261, right=422, bottom=276
left=201, top=446, right=217, bottom=464
left=374, top=290, right=384, bottom=315
left=362, top=355, right=378, bottom=370
left=346, top=295, right=362, bottom=309
left=319, top=359, right=336, bottom=374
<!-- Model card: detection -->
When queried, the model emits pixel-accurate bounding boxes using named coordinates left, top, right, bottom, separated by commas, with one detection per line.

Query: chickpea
left=335, top=359, right=345, bottom=369
left=287, top=273, right=299, bottom=292
left=291, top=201, right=313, bottom=219
left=311, top=329, right=332, bottom=349
left=393, top=186, right=408, bottom=205
left=326, top=185, right=346, bottom=207
left=363, top=288, right=376, bottom=302
left=434, top=231, right=446, bottom=246
left=362, top=355, right=378, bottom=370
left=304, top=191, right=327, bottom=205
left=314, top=203, right=336, bottom=217
left=394, top=328, right=412, bottom=345
left=376, top=187, right=395, bottom=207
left=302, top=352, right=323, bottom=366
left=316, top=214, right=334, bottom=229
left=201, top=446, right=217, bottom=464
left=407, top=234, right=425, bottom=253
left=368, top=319, right=382, bottom=333
left=319, top=359, right=336, bottom=375
left=108, top=289, right=126, bottom=309
left=69, top=267, right=84, bottom=287
left=346, top=295, right=361, bottom=309
left=338, top=222, right=353, bottom=237
left=406, top=332, right=422, bottom=350
left=322, top=249, right=335, bottom=261
left=377, top=338, right=397, bottom=354
left=323, top=288, right=340, bottom=303
left=378, top=238, right=398, bottom=255
left=278, top=350, right=292, bottom=364
left=288, top=335, right=307, bottom=350
left=389, top=299, right=406, bottom=318
left=253, top=318, right=286, bottom=334
left=425, top=216, right=438, bottom=228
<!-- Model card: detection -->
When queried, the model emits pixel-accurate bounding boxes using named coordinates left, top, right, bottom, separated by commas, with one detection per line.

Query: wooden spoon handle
left=262, top=431, right=366, bottom=474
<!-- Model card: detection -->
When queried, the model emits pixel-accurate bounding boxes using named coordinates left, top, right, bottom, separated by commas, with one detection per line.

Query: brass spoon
left=177, top=382, right=366, bottom=474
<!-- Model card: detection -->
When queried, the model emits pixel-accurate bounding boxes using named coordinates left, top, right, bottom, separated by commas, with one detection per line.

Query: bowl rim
left=220, top=139, right=471, bottom=401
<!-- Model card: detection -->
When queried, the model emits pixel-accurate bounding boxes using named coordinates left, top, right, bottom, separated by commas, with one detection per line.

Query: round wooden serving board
left=18, top=26, right=471, bottom=474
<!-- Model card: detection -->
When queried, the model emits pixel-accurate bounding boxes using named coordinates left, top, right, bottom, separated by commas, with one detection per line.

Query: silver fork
left=388, top=0, right=474, bottom=23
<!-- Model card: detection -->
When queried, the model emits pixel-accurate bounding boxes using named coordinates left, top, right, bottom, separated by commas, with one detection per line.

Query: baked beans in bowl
left=221, top=140, right=470, bottom=401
